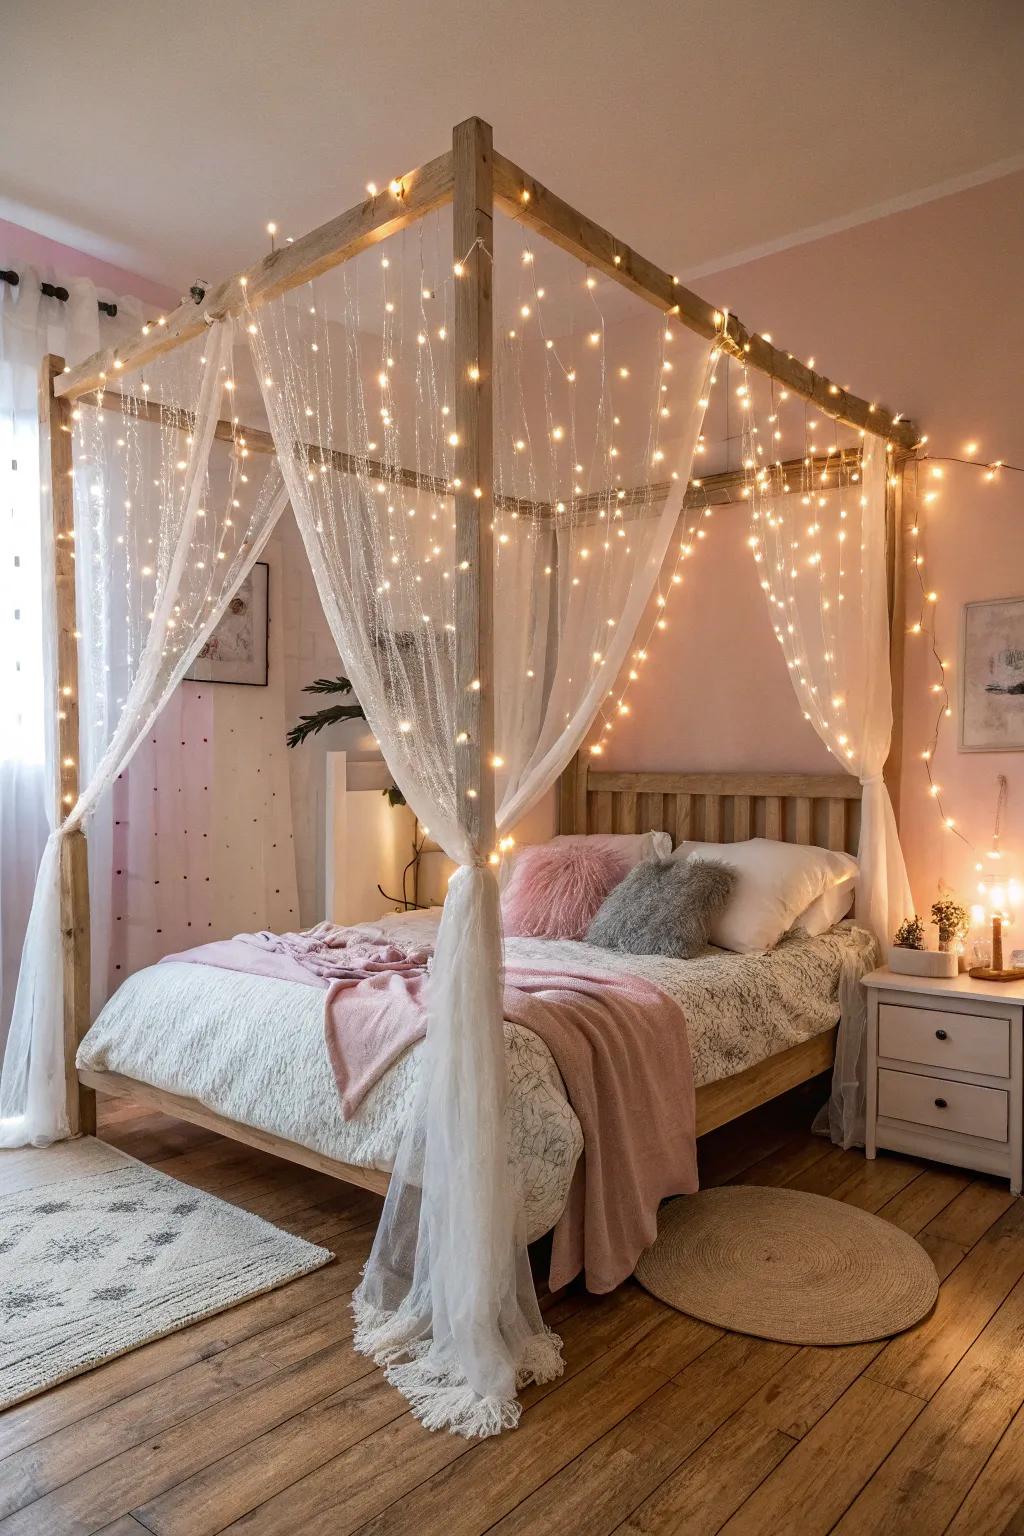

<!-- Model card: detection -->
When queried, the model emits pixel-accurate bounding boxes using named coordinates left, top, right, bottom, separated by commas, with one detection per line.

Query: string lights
left=84, top=193, right=1019, bottom=883
left=906, top=447, right=1024, bottom=859
left=589, top=357, right=722, bottom=753
left=585, top=331, right=1019, bottom=884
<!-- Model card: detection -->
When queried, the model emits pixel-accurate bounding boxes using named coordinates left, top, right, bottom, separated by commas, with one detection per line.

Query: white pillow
left=673, top=838, right=858, bottom=954
left=789, top=874, right=857, bottom=938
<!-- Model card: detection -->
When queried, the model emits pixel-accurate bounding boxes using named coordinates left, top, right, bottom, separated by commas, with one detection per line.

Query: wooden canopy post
left=41, top=353, right=94, bottom=1137
left=883, top=450, right=916, bottom=823
left=452, top=117, right=496, bottom=853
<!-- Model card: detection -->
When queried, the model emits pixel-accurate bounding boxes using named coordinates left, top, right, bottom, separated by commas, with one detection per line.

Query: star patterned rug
left=0, top=1136, right=332, bottom=1408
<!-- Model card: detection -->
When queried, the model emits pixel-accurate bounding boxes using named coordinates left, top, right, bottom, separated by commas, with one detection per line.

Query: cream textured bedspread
left=78, top=916, right=875, bottom=1242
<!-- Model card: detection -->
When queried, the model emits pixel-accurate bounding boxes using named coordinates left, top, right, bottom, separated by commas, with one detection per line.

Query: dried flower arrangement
left=930, top=895, right=970, bottom=952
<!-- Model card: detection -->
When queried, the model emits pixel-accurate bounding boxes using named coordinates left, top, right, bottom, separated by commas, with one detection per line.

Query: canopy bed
left=3, top=117, right=916, bottom=1436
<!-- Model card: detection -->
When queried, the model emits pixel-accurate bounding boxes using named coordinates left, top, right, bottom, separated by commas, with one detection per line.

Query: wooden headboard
left=557, top=753, right=861, bottom=856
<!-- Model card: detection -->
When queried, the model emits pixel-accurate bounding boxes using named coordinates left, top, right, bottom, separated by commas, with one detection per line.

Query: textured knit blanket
left=163, top=925, right=697, bottom=1293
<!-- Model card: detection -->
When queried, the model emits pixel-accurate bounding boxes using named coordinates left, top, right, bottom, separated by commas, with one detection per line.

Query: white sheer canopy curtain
left=0, top=321, right=288, bottom=1148
left=749, top=433, right=913, bottom=1146
left=0, top=270, right=141, bottom=1057
left=246, top=205, right=713, bottom=1436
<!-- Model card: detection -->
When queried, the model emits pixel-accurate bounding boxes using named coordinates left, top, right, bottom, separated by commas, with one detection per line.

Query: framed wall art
left=960, top=595, right=1024, bottom=752
left=185, top=563, right=269, bottom=686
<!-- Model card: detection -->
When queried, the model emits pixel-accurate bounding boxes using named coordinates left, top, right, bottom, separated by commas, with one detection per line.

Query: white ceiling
left=4, top=0, right=1023, bottom=298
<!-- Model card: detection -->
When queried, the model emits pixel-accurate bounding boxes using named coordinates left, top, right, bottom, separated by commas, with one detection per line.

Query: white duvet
left=78, top=912, right=876, bottom=1241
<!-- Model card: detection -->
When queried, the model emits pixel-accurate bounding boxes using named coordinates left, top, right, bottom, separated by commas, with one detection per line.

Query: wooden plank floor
left=4, top=1085, right=1024, bottom=1535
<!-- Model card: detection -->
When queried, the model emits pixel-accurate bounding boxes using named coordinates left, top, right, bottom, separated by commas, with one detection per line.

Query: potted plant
left=889, top=911, right=957, bottom=978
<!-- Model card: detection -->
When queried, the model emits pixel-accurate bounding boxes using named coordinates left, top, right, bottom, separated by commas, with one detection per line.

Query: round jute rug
left=634, top=1185, right=939, bottom=1345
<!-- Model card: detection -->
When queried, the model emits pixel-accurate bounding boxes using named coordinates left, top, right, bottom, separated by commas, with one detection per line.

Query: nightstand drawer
left=878, top=1003, right=1010, bottom=1077
left=878, top=1068, right=1008, bottom=1143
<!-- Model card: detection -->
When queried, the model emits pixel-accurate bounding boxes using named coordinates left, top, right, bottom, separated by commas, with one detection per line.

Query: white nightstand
left=864, top=967, right=1024, bottom=1196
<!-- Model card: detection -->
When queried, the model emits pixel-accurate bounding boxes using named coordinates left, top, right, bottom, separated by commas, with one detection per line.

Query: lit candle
left=972, top=881, right=1024, bottom=978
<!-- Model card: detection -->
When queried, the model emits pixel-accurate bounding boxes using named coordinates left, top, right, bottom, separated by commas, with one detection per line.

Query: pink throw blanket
left=163, top=925, right=697, bottom=1293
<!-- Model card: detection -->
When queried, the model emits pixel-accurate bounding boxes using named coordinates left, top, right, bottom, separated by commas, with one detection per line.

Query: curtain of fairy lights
left=1, top=325, right=288, bottom=1149
left=245, top=205, right=712, bottom=1435
left=6, top=203, right=712, bottom=1435
left=743, top=370, right=912, bottom=1146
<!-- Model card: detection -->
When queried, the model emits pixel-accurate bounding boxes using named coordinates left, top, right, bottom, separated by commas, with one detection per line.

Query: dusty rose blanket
left=163, top=925, right=697, bottom=1293
left=502, top=966, right=697, bottom=1292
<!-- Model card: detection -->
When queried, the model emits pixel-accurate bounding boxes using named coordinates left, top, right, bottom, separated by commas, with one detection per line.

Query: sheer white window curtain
left=0, top=268, right=142, bottom=1057
left=0, top=322, right=288, bottom=1147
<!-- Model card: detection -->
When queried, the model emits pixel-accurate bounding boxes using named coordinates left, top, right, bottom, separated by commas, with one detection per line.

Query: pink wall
left=600, top=171, right=1024, bottom=916
left=0, top=218, right=175, bottom=309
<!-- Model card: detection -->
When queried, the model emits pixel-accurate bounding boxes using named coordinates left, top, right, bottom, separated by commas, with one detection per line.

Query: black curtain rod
left=0, top=268, right=117, bottom=317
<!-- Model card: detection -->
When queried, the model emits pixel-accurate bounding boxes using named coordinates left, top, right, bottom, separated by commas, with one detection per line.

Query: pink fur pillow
left=501, top=842, right=628, bottom=941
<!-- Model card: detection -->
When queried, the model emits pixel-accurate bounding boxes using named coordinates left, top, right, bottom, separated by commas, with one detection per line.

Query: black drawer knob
left=935, top=1028, right=948, bottom=1040
left=934, top=1097, right=948, bottom=1109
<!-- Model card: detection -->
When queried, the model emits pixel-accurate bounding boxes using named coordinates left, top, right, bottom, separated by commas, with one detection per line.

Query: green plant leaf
left=286, top=703, right=366, bottom=748
left=302, top=675, right=356, bottom=696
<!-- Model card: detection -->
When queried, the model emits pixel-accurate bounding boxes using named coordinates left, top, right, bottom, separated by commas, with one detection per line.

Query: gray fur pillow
left=585, top=857, right=736, bottom=958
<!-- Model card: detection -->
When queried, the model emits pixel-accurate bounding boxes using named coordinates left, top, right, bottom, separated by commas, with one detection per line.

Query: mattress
left=78, top=916, right=876, bottom=1241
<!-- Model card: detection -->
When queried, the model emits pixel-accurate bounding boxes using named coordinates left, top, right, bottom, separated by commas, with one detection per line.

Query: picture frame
left=959, top=595, right=1024, bottom=752
left=185, top=562, right=270, bottom=687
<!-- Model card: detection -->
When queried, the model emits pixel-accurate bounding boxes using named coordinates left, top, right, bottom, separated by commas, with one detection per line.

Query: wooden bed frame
left=77, top=763, right=862, bottom=1194
left=44, top=113, right=908, bottom=1195
left=556, top=756, right=864, bottom=1132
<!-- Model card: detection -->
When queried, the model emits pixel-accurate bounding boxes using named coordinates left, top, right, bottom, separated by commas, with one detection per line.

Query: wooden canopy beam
left=96, top=390, right=541, bottom=515
left=96, top=390, right=863, bottom=521
left=583, top=448, right=866, bottom=519
left=58, top=122, right=917, bottom=461
left=491, top=151, right=917, bottom=452
left=55, top=150, right=455, bottom=404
